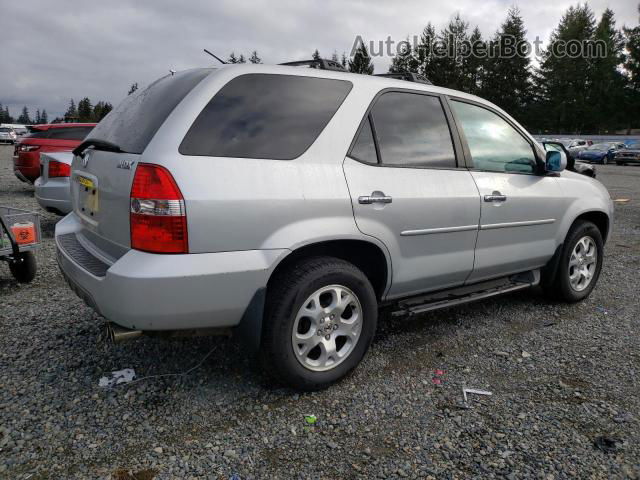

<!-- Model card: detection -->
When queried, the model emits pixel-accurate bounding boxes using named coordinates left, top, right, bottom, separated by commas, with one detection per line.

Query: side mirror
left=546, top=150, right=566, bottom=172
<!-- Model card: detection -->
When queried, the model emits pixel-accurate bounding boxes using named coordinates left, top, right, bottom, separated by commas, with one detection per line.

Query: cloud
left=0, top=0, right=637, bottom=120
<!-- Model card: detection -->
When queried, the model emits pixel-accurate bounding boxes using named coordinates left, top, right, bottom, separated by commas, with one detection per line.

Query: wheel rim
left=568, top=236, right=597, bottom=292
left=291, top=284, right=363, bottom=372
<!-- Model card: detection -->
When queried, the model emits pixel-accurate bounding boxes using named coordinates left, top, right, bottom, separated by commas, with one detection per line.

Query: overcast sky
left=1, top=0, right=637, bottom=120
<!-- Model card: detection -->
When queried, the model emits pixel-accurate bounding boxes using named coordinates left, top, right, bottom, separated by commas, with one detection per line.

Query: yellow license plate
left=77, top=175, right=95, bottom=189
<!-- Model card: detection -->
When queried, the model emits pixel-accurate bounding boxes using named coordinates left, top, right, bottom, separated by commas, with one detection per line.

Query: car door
left=448, top=98, right=564, bottom=283
left=343, top=90, right=480, bottom=299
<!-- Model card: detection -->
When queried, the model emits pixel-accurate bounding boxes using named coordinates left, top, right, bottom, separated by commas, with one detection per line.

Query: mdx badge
left=117, top=159, right=134, bottom=170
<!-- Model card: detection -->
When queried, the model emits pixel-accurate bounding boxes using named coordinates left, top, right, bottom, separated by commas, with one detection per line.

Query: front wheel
left=544, top=220, right=603, bottom=302
left=602, top=156, right=608, bottom=165
left=261, top=257, right=378, bottom=391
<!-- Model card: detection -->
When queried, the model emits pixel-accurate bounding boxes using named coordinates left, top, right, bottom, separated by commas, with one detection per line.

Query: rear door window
left=349, top=117, right=378, bottom=164
left=87, top=68, right=213, bottom=154
left=368, top=92, right=457, bottom=168
left=47, top=127, right=94, bottom=141
left=180, top=74, right=353, bottom=160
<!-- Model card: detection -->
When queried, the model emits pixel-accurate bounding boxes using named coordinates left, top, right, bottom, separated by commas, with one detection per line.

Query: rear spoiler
left=73, top=139, right=123, bottom=157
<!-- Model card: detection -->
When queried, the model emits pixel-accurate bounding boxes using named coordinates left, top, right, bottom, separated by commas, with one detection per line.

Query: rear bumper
left=35, top=177, right=72, bottom=214
left=55, top=213, right=288, bottom=331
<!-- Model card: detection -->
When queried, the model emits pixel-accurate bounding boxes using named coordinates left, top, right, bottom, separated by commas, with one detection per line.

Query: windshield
left=587, top=143, right=610, bottom=150
left=87, top=68, right=212, bottom=154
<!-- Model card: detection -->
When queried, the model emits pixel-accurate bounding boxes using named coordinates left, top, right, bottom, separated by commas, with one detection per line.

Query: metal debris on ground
left=98, top=368, right=136, bottom=388
left=462, top=387, right=493, bottom=404
left=613, top=198, right=630, bottom=204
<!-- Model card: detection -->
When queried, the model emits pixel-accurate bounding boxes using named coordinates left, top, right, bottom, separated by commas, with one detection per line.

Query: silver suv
left=56, top=63, right=613, bottom=390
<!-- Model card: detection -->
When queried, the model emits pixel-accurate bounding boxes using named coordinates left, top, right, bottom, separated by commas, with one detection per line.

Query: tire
left=616, top=162, right=623, bottom=166
left=9, top=251, right=37, bottom=283
left=602, top=155, right=608, bottom=165
left=261, top=256, right=378, bottom=391
left=544, top=220, right=603, bottom=302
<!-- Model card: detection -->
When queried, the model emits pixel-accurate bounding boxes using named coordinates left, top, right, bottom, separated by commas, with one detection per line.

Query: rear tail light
left=48, top=161, right=71, bottom=178
left=20, top=145, right=40, bottom=152
left=130, top=163, right=188, bottom=253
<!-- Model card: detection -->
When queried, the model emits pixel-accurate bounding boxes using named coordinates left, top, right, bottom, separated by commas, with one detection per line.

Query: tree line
left=0, top=103, right=48, bottom=125
left=324, top=3, right=640, bottom=134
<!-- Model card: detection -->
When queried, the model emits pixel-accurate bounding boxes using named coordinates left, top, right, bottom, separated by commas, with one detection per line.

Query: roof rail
left=279, top=59, right=347, bottom=72
left=375, top=72, right=433, bottom=85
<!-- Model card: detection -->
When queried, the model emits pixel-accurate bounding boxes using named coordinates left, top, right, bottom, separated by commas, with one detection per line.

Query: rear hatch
left=70, top=68, right=212, bottom=260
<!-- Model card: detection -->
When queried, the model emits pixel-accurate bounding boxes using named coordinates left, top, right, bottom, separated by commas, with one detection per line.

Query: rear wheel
left=261, top=257, right=378, bottom=390
left=544, top=221, right=603, bottom=302
left=9, top=251, right=37, bottom=283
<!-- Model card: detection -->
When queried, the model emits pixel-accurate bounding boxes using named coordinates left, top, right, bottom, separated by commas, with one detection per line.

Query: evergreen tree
left=534, top=4, right=596, bottom=133
left=35, top=109, right=41, bottom=124
left=238, top=54, right=246, bottom=63
left=249, top=51, right=262, bottom=64
left=78, top=97, right=93, bottom=122
left=331, top=51, right=339, bottom=62
left=92, top=102, right=113, bottom=121
left=389, top=37, right=418, bottom=74
left=64, top=99, right=78, bottom=121
left=341, top=52, right=347, bottom=68
left=481, top=7, right=532, bottom=124
left=416, top=23, right=437, bottom=81
left=588, top=9, right=625, bottom=132
left=465, top=26, right=485, bottom=95
left=0, top=103, right=4, bottom=123
left=312, top=49, right=321, bottom=60
left=623, top=4, right=640, bottom=133
left=227, top=52, right=239, bottom=64
left=128, top=83, right=139, bottom=95
left=430, top=14, right=470, bottom=90
left=40, top=109, right=48, bottom=124
left=17, top=106, right=31, bottom=124
left=348, top=42, right=374, bottom=74
left=3, top=106, right=12, bottom=123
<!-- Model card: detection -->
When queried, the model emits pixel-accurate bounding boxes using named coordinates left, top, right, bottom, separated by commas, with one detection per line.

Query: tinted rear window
left=179, top=74, right=353, bottom=160
left=47, top=126, right=94, bottom=140
left=87, top=68, right=212, bottom=154
left=25, top=129, right=50, bottom=139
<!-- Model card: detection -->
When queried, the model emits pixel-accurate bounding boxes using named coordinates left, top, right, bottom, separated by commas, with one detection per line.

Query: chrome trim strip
left=400, top=224, right=479, bottom=236
left=480, top=218, right=555, bottom=230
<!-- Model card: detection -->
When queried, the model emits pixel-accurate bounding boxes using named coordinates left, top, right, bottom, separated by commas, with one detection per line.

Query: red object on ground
left=13, top=123, right=96, bottom=183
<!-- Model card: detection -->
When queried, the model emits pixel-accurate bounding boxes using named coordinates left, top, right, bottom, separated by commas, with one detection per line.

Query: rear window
left=179, top=74, right=353, bottom=160
left=24, top=129, right=50, bottom=139
left=47, top=126, right=94, bottom=140
left=87, top=68, right=212, bottom=154
left=0, top=127, right=11, bottom=132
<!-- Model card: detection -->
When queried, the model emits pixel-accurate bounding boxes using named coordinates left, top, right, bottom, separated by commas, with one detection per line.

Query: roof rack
left=279, top=59, right=347, bottom=72
left=375, top=72, right=433, bottom=85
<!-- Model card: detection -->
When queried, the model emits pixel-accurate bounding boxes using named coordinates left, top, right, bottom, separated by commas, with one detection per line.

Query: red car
left=13, top=123, right=96, bottom=183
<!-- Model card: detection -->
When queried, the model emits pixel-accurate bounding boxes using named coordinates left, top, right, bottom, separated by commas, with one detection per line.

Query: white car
left=0, top=127, right=17, bottom=144
left=35, top=151, right=73, bottom=214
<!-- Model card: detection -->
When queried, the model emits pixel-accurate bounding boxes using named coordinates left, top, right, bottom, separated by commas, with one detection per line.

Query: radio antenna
left=203, top=49, right=227, bottom=65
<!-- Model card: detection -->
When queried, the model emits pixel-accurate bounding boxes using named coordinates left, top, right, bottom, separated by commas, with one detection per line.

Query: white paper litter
left=99, top=368, right=136, bottom=388
left=462, top=387, right=493, bottom=403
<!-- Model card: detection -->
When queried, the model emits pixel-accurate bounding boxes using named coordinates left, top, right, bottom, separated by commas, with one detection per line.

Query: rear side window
left=87, top=68, right=212, bottom=154
left=369, top=92, right=456, bottom=168
left=350, top=118, right=378, bottom=164
left=180, top=74, right=353, bottom=160
left=0, top=127, right=11, bottom=132
left=47, top=127, right=94, bottom=140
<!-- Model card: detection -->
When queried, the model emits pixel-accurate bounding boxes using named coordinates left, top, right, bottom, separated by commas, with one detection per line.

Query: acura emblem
left=81, top=151, right=90, bottom=168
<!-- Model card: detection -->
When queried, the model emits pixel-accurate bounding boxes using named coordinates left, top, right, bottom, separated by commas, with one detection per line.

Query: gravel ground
left=1, top=144, right=639, bottom=479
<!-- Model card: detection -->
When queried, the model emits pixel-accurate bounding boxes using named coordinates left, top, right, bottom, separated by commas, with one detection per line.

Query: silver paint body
left=35, top=151, right=73, bottom=214
left=55, top=64, right=614, bottom=331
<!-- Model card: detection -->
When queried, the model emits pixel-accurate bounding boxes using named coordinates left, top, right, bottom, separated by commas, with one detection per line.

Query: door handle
left=359, top=191, right=393, bottom=205
left=484, top=191, right=507, bottom=202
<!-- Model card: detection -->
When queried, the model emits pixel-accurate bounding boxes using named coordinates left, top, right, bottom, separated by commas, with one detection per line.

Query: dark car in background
left=615, top=142, right=640, bottom=165
left=577, top=142, right=626, bottom=164
left=13, top=123, right=96, bottom=183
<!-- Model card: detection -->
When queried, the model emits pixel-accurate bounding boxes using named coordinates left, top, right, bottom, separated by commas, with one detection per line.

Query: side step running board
left=391, top=270, right=540, bottom=317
